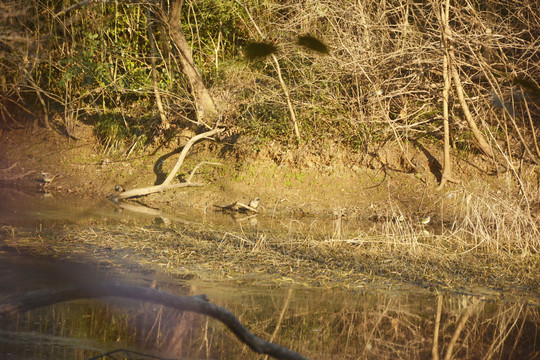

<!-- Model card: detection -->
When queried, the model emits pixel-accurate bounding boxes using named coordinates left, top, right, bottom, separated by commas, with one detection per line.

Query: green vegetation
left=0, top=0, right=537, bottom=161
left=94, top=112, right=148, bottom=154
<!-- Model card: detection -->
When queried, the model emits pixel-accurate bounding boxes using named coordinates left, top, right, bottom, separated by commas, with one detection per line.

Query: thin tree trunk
left=147, top=8, right=170, bottom=130
left=437, top=0, right=459, bottom=189
left=168, top=0, right=218, bottom=128
left=443, top=12, right=494, bottom=159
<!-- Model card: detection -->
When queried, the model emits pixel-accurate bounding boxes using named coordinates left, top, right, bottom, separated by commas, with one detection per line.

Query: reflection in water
left=0, top=190, right=539, bottom=359
left=0, top=185, right=372, bottom=237
left=0, top=251, right=538, bottom=360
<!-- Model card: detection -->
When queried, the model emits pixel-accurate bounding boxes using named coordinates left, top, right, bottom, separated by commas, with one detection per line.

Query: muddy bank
left=0, top=125, right=505, bottom=217
left=0, top=126, right=539, bottom=300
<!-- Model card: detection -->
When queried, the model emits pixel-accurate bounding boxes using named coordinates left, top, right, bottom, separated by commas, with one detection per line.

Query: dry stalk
left=146, top=8, right=170, bottom=130
left=263, top=288, right=294, bottom=360
left=483, top=303, right=524, bottom=359
left=236, top=0, right=301, bottom=141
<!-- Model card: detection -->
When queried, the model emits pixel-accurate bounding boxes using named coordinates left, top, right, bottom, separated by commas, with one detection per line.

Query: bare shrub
left=230, top=0, right=540, bottom=164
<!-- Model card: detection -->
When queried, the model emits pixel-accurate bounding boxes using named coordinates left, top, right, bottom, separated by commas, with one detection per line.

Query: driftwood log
left=0, top=283, right=307, bottom=360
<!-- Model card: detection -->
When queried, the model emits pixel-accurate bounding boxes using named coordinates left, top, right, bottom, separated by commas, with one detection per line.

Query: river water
left=0, top=188, right=538, bottom=359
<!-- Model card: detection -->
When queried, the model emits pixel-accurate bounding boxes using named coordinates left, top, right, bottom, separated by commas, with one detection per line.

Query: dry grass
left=227, top=0, right=540, bottom=160
left=3, top=213, right=538, bottom=359
left=4, top=182, right=537, bottom=297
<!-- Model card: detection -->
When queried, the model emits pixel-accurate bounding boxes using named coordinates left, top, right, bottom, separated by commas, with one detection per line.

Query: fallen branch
left=0, top=162, right=18, bottom=173
left=214, top=201, right=258, bottom=213
left=0, top=170, right=35, bottom=181
left=112, top=181, right=204, bottom=202
left=163, top=128, right=224, bottom=186
left=0, top=283, right=307, bottom=360
left=112, top=128, right=224, bottom=201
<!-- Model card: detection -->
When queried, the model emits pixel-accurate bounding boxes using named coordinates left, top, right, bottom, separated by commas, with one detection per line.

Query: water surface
left=0, top=188, right=538, bottom=359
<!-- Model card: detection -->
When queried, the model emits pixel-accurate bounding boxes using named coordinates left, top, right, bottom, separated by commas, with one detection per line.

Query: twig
left=186, top=161, right=223, bottom=183
left=522, top=95, right=540, bottom=159
left=146, top=8, right=170, bottom=130
left=0, top=170, right=35, bottom=181
left=272, top=54, right=301, bottom=141
left=0, top=162, right=18, bottom=173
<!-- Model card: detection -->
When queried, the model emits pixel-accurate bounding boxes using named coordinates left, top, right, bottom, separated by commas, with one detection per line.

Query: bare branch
left=112, top=181, right=203, bottom=201
left=186, top=161, right=223, bottom=183
left=112, top=128, right=224, bottom=201
left=163, top=127, right=224, bottom=186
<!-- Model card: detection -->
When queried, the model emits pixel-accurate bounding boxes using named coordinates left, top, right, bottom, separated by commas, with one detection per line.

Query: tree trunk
left=168, top=0, right=218, bottom=127
left=147, top=8, right=170, bottom=130
left=437, top=0, right=459, bottom=189
left=443, top=7, right=494, bottom=159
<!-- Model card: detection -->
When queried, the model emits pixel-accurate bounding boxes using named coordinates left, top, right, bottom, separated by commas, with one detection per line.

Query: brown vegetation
left=0, top=0, right=539, bottom=357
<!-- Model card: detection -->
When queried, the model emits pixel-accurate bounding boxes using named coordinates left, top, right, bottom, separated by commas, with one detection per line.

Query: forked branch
left=112, top=128, right=224, bottom=201
left=163, top=127, right=224, bottom=186
left=443, top=11, right=494, bottom=159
